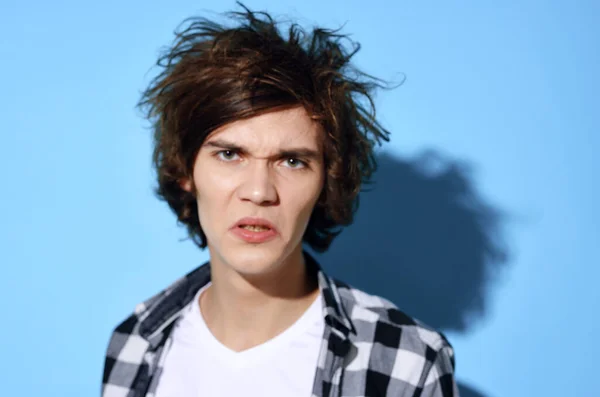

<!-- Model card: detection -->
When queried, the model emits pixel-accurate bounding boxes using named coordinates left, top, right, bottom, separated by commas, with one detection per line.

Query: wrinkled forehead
left=203, top=107, right=324, bottom=154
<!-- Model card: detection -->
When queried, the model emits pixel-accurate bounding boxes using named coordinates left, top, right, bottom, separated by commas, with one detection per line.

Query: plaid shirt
left=103, top=252, right=458, bottom=396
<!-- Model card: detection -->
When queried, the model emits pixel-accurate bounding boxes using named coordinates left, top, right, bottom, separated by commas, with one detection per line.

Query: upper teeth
left=242, top=225, right=269, bottom=231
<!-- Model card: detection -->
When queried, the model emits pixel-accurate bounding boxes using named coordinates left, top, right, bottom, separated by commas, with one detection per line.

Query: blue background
left=1, top=1, right=598, bottom=396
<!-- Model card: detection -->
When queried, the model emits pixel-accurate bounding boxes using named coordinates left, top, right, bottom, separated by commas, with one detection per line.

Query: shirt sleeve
left=420, top=345, right=460, bottom=397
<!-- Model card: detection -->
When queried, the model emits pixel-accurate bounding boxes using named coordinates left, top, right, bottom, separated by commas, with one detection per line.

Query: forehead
left=205, top=106, right=322, bottom=151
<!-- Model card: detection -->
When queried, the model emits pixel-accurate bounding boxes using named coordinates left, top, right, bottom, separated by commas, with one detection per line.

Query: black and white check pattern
left=103, top=252, right=458, bottom=396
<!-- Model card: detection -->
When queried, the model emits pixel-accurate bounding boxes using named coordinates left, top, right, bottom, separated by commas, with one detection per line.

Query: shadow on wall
left=308, top=150, right=510, bottom=397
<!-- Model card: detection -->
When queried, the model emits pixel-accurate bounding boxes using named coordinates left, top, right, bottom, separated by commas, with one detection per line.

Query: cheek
left=287, top=178, right=323, bottom=219
left=194, top=172, right=235, bottom=222
left=195, top=164, right=237, bottom=198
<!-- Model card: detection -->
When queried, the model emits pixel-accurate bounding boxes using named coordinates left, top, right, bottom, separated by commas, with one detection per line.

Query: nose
left=236, top=161, right=279, bottom=206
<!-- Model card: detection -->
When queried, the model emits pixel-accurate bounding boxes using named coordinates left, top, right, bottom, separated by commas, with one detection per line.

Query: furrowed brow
left=204, top=139, right=320, bottom=160
left=279, top=148, right=321, bottom=160
left=203, top=139, right=247, bottom=152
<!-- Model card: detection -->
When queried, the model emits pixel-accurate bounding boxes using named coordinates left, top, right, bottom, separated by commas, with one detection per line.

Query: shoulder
left=104, top=266, right=209, bottom=391
left=332, top=278, right=454, bottom=356
left=109, top=263, right=209, bottom=340
left=330, top=279, right=457, bottom=393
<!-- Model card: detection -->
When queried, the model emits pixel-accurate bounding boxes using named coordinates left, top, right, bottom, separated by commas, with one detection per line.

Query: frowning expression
left=184, top=106, right=325, bottom=277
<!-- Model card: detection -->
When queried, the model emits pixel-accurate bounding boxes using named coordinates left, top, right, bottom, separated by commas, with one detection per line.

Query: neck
left=200, top=247, right=319, bottom=352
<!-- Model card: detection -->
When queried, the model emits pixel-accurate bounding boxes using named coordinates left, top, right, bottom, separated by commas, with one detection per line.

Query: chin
left=218, top=243, right=288, bottom=276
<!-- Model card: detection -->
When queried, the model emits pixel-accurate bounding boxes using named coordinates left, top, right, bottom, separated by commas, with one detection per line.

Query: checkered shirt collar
left=134, top=251, right=355, bottom=351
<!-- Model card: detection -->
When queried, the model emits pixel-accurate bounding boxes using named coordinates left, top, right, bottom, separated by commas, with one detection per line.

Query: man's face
left=185, top=106, right=325, bottom=277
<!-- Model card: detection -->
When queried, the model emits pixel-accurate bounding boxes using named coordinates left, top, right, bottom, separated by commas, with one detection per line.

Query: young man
left=103, top=6, right=458, bottom=397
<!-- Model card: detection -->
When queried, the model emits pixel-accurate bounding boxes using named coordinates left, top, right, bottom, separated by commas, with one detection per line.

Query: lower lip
left=230, top=226, right=278, bottom=243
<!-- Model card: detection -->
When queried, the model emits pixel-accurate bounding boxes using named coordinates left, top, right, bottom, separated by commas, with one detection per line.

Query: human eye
left=282, top=158, right=308, bottom=170
left=215, top=150, right=240, bottom=162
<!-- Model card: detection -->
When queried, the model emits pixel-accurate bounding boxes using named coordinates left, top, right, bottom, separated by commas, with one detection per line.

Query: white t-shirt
left=155, top=284, right=325, bottom=397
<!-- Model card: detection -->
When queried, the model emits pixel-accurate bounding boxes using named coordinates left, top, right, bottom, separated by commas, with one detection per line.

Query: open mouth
left=232, top=218, right=278, bottom=242
left=239, top=225, right=271, bottom=232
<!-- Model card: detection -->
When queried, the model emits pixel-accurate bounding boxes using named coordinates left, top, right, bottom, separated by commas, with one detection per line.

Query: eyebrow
left=203, top=138, right=322, bottom=160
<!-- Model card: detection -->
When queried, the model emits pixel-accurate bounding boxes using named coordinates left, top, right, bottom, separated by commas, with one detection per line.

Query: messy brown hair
left=138, top=4, right=391, bottom=252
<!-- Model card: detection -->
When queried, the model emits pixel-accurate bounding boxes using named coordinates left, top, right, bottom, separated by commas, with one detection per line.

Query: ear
left=179, top=178, right=193, bottom=192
